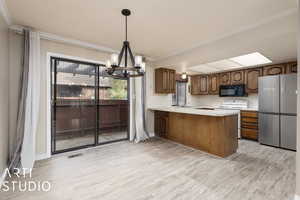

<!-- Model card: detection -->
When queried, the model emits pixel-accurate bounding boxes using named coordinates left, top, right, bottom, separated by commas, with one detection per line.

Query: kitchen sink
left=195, top=107, right=215, bottom=110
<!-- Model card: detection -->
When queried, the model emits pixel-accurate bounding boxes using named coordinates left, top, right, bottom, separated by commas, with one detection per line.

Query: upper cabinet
left=244, top=67, right=262, bottom=93
left=219, top=72, right=231, bottom=85
left=199, top=75, right=209, bottom=95
left=188, top=61, right=297, bottom=96
left=230, top=70, right=244, bottom=85
left=263, top=64, right=286, bottom=76
left=191, top=75, right=208, bottom=95
left=286, top=62, right=297, bottom=74
left=208, top=74, right=219, bottom=95
left=155, top=68, right=176, bottom=94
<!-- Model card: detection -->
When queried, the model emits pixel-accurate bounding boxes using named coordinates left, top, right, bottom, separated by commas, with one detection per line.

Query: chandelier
left=106, top=9, right=145, bottom=78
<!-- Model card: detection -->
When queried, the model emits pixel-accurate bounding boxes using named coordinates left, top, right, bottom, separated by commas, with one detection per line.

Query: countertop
left=148, top=106, right=240, bottom=117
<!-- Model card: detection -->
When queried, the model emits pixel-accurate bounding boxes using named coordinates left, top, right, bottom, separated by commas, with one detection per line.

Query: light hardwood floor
left=2, top=138, right=295, bottom=200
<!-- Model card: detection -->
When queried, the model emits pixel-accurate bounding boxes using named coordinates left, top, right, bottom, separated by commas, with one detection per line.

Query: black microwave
left=219, top=84, right=246, bottom=97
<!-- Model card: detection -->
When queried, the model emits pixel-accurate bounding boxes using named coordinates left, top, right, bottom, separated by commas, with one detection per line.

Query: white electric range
left=217, top=100, right=249, bottom=139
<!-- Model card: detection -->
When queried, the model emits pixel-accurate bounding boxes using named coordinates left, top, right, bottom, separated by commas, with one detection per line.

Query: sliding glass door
left=98, top=69, right=129, bottom=144
left=51, top=57, right=129, bottom=154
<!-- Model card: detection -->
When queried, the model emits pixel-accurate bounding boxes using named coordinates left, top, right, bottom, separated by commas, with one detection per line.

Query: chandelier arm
left=127, top=43, right=136, bottom=67
left=124, top=43, right=128, bottom=67
left=118, top=44, right=125, bottom=66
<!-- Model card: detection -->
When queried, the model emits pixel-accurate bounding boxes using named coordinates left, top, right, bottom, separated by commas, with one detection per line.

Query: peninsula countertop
left=148, top=106, right=240, bottom=117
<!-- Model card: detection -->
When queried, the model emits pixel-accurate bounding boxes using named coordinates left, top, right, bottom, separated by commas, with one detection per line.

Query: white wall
left=0, top=15, right=9, bottom=177
left=295, top=1, right=300, bottom=198
left=145, top=65, right=172, bottom=134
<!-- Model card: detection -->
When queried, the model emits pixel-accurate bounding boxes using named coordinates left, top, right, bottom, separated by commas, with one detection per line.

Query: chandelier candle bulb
left=106, top=60, right=111, bottom=68
left=135, top=56, right=143, bottom=66
left=141, top=62, right=146, bottom=72
left=111, top=54, right=119, bottom=66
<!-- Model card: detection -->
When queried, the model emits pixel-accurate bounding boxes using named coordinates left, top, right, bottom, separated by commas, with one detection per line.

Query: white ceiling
left=5, top=0, right=298, bottom=72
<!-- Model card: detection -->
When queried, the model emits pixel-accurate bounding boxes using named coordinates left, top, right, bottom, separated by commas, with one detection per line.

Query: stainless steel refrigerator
left=258, top=74, right=297, bottom=150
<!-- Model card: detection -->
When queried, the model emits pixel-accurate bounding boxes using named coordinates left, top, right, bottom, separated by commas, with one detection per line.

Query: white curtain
left=20, top=31, right=41, bottom=169
left=130, top=76, right=149, bottom=142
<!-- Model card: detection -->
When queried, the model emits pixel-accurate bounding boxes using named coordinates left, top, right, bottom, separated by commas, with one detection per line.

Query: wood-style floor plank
left=1, top=138, right=295, bottom=200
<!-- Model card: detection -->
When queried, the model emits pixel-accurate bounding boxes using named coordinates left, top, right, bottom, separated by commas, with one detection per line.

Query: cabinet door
left=155, top=68, right=168, bottom=93
left=199, top=75, right=209, bottom=95
left=168, top=69, right=176, bottom=93
left=286, top=62, right=297, bottom=74
left=219, top=72, right=231, bottom=85
left=154, top=111, right=168, bottom=138
left=190, top=76, right=200, bottom=95
left=162, top=69, right=169, bottom=92
left=230, top=70, right=244, bottom=85
left=244, top=67, right=262, bottom=93
left=155, top=68, right=176, bottom=94
left=263, top=64, right=286, bottom=76
left=167, top=113, right=184, bottom=142
left=208, top=74, right=219, bottom=95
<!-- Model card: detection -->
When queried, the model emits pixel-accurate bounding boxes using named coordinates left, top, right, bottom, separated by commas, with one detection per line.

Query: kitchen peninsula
left=149, top=106, right=239, bottom=157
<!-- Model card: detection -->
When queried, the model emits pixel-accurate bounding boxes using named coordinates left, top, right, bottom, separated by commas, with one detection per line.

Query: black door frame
left=50, top=56, right=130, bottom=154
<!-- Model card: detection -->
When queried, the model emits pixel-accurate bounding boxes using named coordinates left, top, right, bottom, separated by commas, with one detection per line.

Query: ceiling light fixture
left=229, top=52, right=272, bottom=67
left=181, top=72, right=187, bottom=80
left=106, top=9, right=145, bottom=78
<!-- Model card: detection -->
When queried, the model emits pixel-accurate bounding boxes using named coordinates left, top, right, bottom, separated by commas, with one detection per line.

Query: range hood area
left=219, top=84, right=246, bottom=97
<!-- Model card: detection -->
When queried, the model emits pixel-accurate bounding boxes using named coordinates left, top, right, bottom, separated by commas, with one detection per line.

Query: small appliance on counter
left=258, top=74, right=297, bottom=150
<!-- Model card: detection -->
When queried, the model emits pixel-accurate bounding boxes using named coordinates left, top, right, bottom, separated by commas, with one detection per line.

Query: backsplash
left=187, top=93, right=258, bottom=108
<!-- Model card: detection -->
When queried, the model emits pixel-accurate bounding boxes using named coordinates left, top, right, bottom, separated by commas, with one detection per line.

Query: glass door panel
left=98, top=68, right=129, bottom=143
left=52, top=58, right=97, bottom=153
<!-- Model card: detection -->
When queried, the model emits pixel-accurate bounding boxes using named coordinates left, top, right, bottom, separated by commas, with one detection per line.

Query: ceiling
left=5, top=0, right=298, bottom=72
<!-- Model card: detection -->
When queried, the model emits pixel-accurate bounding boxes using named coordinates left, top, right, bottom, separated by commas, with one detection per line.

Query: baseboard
left=35, top=153, right=50, bottom=161
left=295, top=195, right=300, bottom=200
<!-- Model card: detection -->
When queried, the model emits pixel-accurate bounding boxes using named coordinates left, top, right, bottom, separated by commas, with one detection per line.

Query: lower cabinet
left=154, top=111, right=169, bottom=138
left=241, top=111, right=258, bottom=141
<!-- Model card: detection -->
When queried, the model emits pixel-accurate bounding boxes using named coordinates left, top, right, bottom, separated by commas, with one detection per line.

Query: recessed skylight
left=229, top=52, right=272, bottom=67
left=189, top=64, right=219, bottom=73
left=207, top=60, right=243, bottom=69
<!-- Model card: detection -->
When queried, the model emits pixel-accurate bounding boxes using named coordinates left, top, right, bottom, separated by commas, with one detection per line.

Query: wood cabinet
left=190, top=75, right=199, bottom=95
left=199, top=75, right=209, bottom=95
left=286, top=62, right=297, bottom=74
left=244, top=67, right=262, bottom=93
left=189, top=61, right=296, bottom=96
left=263, top=64, right=286, bottom=76
left=241, top=111, right=258, bottom=141
left=230, top=70, right=244, bottom=85
left=154, top=111, right=169, bottom=138
left=166, top=112, right=238, bottom=157
left=155, top=68, right=176, bottom=94
left=219, top=72, right=231, bottom=85
left=190, top=75, right=208, bottom=95
left=208, top=74, right=219, bottom=95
